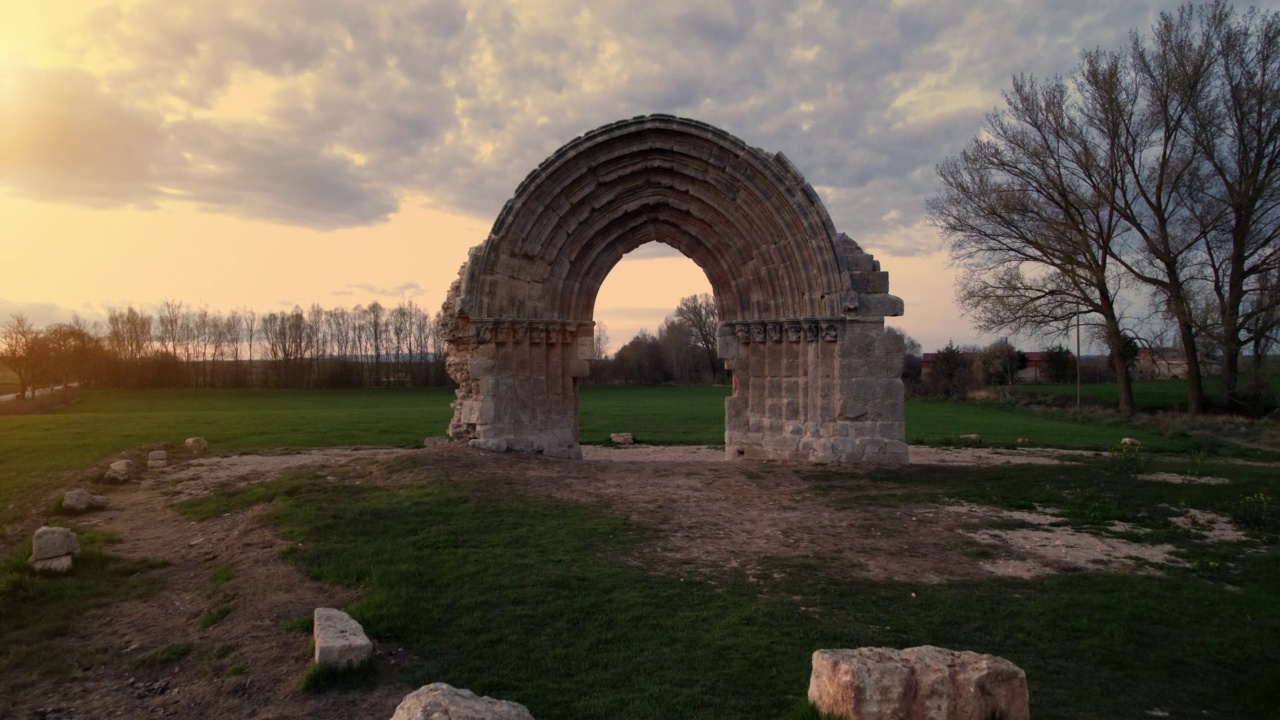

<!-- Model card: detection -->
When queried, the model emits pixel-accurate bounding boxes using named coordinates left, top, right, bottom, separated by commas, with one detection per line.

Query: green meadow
left=1, top=385, right=1278, bottom=718
left=1, top=385, right=1274, bottom=515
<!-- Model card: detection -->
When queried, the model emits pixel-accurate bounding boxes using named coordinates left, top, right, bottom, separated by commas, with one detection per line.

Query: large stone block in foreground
left=809, top=646, right=1029, bottom=720
left=391, top=683, right=535, bottom=720
left=313, top=607, right=372, bottom=668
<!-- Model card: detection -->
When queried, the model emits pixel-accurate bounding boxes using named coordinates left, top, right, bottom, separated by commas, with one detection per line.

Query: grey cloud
left=347, top=282, right=426, bottom=297
left=7, top=0, right=1267, bottom=248
left=168, top=120, right=398, bottom=228
left=0, top=298, right=104, bottom=328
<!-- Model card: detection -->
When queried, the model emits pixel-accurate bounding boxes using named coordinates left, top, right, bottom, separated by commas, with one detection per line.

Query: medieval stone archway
left=442, top=115, right=907, bottom=464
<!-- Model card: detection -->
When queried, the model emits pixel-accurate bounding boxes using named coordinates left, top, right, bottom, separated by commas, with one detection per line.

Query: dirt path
left=3, top=443, right=1224, bottom=718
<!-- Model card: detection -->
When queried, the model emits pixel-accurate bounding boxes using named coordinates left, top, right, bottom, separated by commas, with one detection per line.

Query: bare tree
left=673, top=293, right=719, bottom=374
left=1, top=314, right=48, bottom=399
left=1182, top=2, right=1280, bottom=409
left=1082, top=10, right=1217, bottom=413
left=260, top=307, right=312, bottom=388
left=929, top=73, right=1140, bottom=414
left=592, top=321, right=611, bottom=360
left=242, top=308, right=258, bottom=387
left=390, top=303, right=410, bottom=385
left=367, top=301, right=385, bottom=386
left=658, top=316, right=699, bottom=383
left=107, top=306, right=153, bottom=386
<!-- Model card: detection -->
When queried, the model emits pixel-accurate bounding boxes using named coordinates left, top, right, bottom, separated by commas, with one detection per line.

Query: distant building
left=1016, top=351, right=1061, bottom=382
left=921, top=349, right=1074, bottom=383
left=1133, top=347, right=1189, bottom=380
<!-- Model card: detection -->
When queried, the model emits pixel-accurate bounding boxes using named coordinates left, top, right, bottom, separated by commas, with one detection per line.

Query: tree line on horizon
left=931, top=1, right=1280, bottom=415
left=0, top=299, right=452, bottom=397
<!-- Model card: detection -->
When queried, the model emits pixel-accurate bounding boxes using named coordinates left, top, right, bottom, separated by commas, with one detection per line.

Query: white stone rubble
left=391, top=683, right=535, bottom=720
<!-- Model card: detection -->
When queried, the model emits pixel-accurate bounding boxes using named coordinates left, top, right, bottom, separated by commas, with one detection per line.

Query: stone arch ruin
left=442, top=115, right=907, bottom=464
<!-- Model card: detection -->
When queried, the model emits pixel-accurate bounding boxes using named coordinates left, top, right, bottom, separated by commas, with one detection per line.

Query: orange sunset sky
left=4, top=0, right=1256, bottom=352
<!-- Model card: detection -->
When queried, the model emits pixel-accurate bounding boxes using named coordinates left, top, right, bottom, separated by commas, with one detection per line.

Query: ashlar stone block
left=313, top=607, right=373, bottom=668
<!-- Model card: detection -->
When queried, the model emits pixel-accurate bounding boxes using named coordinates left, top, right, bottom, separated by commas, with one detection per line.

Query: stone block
left=506, top=437, right=535, bottom=453
left=847, top=271, right=890, bottom=295
left=62, top=489, right=108, bottom=513
left=808, top=646, right=1029, bottom=720
left=391, top=683, right=535, bottom=720
left=313, top=607, right=373, bottom=668
left=31, top=555, right=74, bottom=574
left=103, top=459, right=133, bottom=483
left=184, top=437, right=209, bottom=453
left=857, top=293, right=905, bottom=318
left=31, top=526, right=80, bottom=561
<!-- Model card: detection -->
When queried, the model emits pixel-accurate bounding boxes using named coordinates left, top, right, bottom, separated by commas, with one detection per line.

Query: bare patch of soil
left=3, top=450, right=416, bottom=720
left=1137, top=472, right=1231, bottom=485
left=3, top=443, right=1244, bottom=718
left=1173, top=509, right=1250, bottom=543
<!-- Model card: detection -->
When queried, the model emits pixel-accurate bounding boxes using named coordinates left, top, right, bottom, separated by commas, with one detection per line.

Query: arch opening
left=441, top=115, right=908, bottom=465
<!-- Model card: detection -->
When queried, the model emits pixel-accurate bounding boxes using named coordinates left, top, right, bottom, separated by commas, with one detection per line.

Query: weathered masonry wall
left=442, top=114, right=907, bottom=465
left=720, top=318, right=905, bottom=464
left=444, top=317, right=594, bottom=459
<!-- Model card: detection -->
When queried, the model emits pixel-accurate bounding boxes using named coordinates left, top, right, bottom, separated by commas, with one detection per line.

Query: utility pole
left=1075, top=310, right=1082, bottom=410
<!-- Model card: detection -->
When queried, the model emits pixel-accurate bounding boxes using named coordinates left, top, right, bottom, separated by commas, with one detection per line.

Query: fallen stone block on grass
left=147, top=450, right=168, bottom=469
left=103, top=459, right=134, bottom=483
left=313, top=607, right=372, bottom=668
left=29, top=526, right=81, bottom=574
left=808, top=646, right=1029, bottom=720
left=184, top=437, right=209, bottom=454
left=958, top=434, right=981, bottom=444
left=391, top=683, right=535, bottom=720
left=62, top=488, right=109, bottom=513
left=1120, top=437, right=1142, bottom=447
left=610, top=432, right=635, bottom=445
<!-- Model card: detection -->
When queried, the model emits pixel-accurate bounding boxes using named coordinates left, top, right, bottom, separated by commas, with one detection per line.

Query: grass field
left=1, top=385, right=1273, bottom=519
left=161, top=456, right=1280, bottom=720
left=1019, top=379, right=1213, bottom=412
left=2, top=386, right=1279, bottom=717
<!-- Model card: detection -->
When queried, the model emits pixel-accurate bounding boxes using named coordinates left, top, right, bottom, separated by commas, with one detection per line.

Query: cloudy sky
left=4, top=0, right=1268, bottom=352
